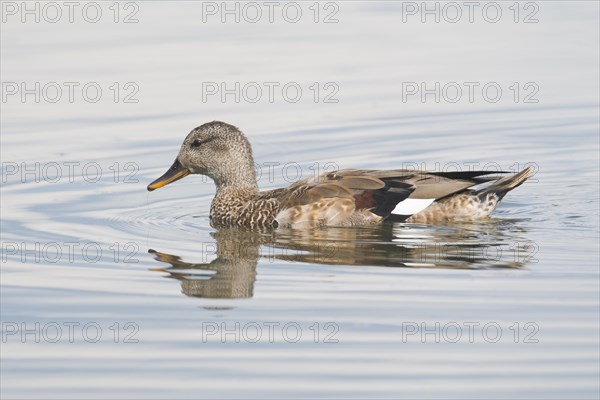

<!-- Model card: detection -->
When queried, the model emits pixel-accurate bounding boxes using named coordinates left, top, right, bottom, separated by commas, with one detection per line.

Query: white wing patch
left=392, top=198, right=435, bottom=216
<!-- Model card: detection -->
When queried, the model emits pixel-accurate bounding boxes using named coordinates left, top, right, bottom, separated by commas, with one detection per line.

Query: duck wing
left=255, top=168, right=509, bottom=225
left=326, top=169, right=506, bottom=199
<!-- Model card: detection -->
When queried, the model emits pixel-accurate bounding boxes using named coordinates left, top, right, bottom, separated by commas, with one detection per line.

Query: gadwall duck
left=148, top=121, right=533, bottom=229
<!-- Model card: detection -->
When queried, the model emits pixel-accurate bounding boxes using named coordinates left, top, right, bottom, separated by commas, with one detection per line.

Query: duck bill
left=147, top=159, right=190, bottom=191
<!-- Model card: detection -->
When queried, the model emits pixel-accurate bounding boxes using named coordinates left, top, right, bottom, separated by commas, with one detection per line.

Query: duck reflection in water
left=149, top=222, right=535, bottom=299
left=149, top=228, right=262, bottom=299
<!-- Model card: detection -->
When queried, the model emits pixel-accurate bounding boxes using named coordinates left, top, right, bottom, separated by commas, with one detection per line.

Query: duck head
left=147, top=121, right=257, bottom=191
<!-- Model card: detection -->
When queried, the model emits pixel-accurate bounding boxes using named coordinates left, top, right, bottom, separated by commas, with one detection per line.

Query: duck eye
left=191, top=139, right=202, bottom=147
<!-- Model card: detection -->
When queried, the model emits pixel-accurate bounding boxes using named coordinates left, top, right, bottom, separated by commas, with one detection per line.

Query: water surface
left=1, top=2, right=599, bottom=399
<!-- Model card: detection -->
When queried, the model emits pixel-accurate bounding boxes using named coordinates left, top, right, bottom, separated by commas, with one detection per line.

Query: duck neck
left=213, top=164, right=259, bottom=199
left=211, top=168, right=259, bottom=224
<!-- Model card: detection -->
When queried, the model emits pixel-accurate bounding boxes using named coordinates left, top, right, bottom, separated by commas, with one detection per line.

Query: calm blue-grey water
left=1, top=2, right=599, bottom=399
